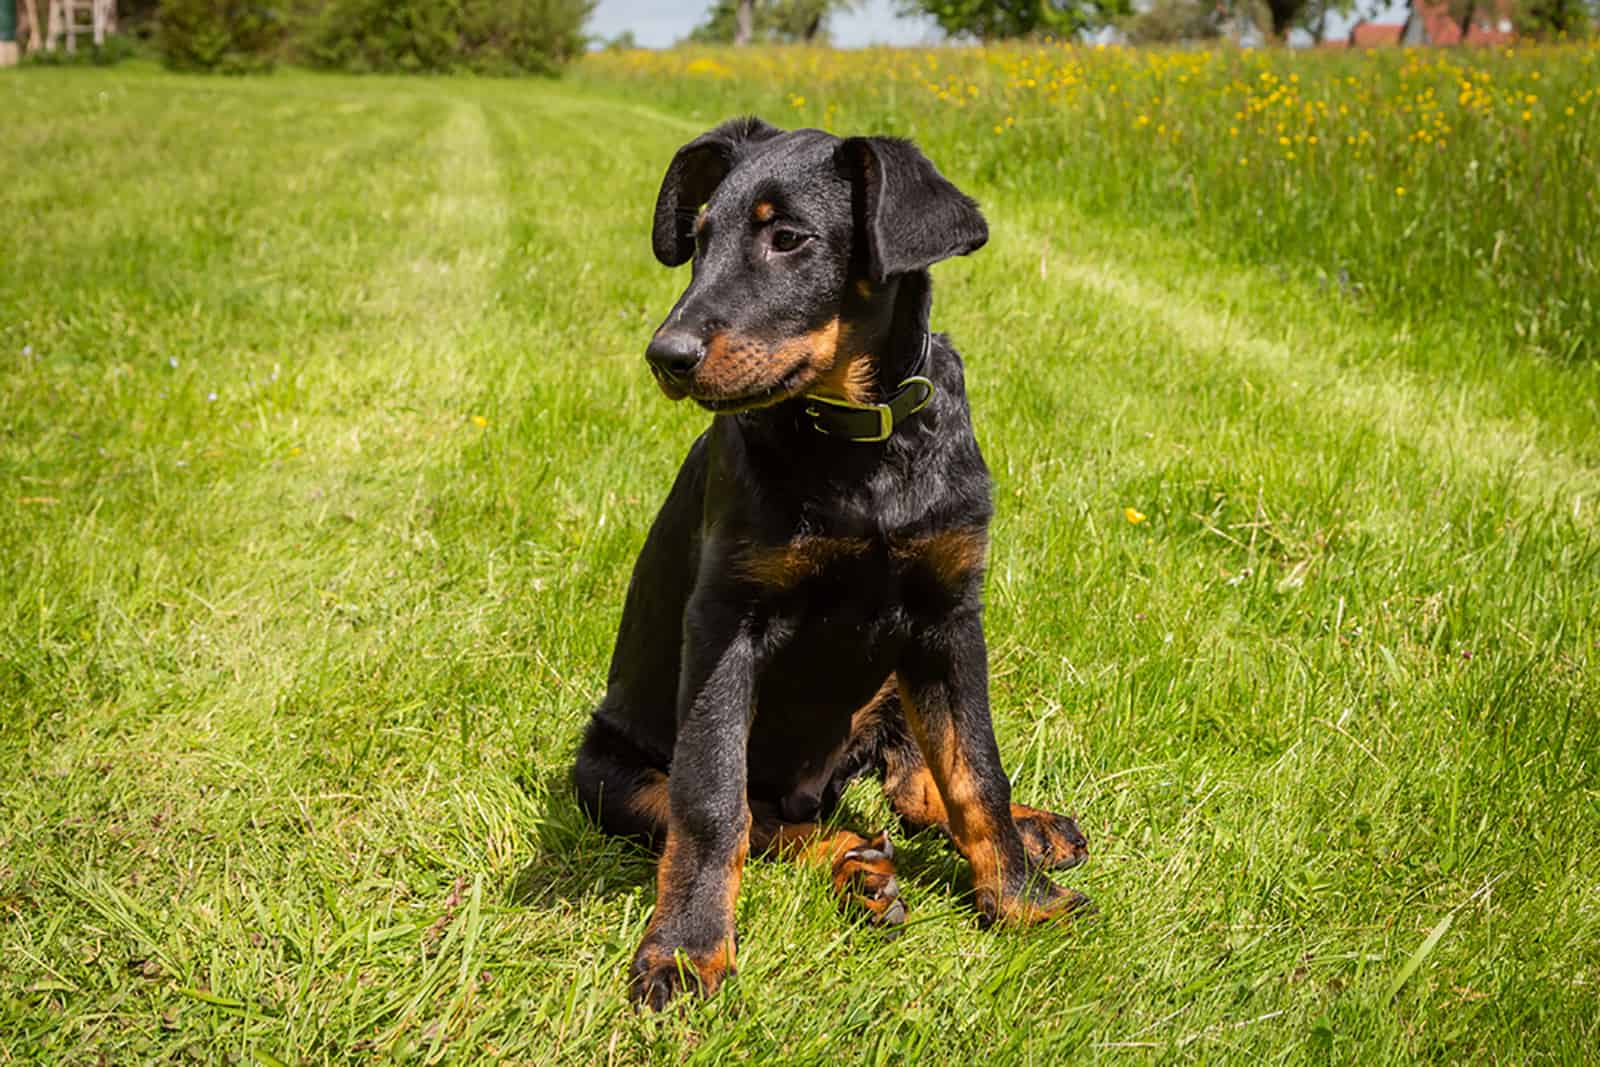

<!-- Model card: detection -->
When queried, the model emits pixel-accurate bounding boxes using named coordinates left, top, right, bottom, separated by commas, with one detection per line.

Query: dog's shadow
left=507, top=767, right=657, bottom=909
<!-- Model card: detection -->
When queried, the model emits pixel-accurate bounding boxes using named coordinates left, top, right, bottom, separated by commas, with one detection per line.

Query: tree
left=1442, top=0, right=1482, bottom=39
left=690, top=0, right=856, bottom=43
left=1297, top=0, right=1365, bottom=43
left=1518, top=0, right=1594, bottom=35
left=1259, top=0, right=1308, bottom=38
left=158, top=0, right=283, bottom=73
left=303, top=0, right=593, bottom=75
left=898, top=0, right=1132, bottom=40
left=1121, top=0, right=1223, bottom=43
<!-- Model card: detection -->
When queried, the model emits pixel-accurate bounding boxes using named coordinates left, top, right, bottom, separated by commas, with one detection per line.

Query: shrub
left=305, top=0, right=593, bottom=75
left=21, top=33, right=142, bottom=66
left=157, top=0, right=283, bottom=73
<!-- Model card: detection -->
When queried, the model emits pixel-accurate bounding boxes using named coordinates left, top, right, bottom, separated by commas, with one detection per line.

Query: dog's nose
left=646, top=331, right=704, bottom=383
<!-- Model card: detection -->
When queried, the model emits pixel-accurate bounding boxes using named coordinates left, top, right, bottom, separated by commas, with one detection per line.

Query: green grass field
left=3, top=62, right=1599, bottom=1063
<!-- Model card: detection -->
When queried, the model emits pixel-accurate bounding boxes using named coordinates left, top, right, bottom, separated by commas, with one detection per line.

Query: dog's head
left=645, top=117, right=987, bottom=412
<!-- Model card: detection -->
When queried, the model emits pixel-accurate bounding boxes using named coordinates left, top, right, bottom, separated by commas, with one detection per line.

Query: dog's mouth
left=691, top=363, right=817, bottom=413
left=650, top=359, right=819, bottom=413
left=648, top=321, right=845, bottom=413
left=650, top=365, right=691, bottom=401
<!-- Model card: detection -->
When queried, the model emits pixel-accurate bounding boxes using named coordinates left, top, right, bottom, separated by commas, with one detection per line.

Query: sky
left=586, top=0, right=1417, bottom=49
left=588, top=0, right=945, bottom=49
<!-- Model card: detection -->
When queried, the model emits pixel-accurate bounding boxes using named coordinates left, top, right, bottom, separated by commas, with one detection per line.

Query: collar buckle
left=804, top=375, right=934, bottom=443
left=800, top=332, right=936, bottom=444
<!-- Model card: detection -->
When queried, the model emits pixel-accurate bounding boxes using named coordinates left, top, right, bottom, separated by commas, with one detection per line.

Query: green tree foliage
left=1517, top=0, right=1594, bottom=36
left=303, top=0, right=593, bottom=75
left=689, top=0, right=855, bottom=43
left=157, top=0, right=283, bottom=73
left=115, top=0, right=163, bottom=36
left=156, top=0, right=593, bottom=75
left=1121, top=0, right=1223, bottom=42
left=898, top=0, right=1133, bottom=39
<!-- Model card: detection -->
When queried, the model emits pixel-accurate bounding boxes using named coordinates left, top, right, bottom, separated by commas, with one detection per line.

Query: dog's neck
left=811, top=271, right=933, bottom=406
left=734, top=272, right=938, bottom=453
left=871, top=272, right=935, bottom=398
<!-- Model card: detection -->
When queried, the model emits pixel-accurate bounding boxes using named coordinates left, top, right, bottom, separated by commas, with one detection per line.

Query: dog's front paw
left=1011, top=805, right=1088, bottom=871
left=832, top=828, right=908, bottom=930
left=629, top=933, right=735, bottom=1011
left=975, top=870, right=1094, bottom=928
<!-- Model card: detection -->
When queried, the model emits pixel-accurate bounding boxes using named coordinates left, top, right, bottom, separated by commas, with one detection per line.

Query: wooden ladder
left=45, top=0, right=113, bottom=52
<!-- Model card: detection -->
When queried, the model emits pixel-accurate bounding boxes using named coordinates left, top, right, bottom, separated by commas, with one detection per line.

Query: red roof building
left=1343, top=0, right=1516, bottom=46
left=1348, top=21, right=1404, bottom=45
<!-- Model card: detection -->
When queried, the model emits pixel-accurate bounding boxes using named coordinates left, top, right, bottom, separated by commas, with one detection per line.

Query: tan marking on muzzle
left=693, top=319, right=842, bottom=405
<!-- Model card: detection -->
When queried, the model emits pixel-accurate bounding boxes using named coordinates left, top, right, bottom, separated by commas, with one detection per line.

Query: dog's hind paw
left=833, top=828, right=909, bottom=932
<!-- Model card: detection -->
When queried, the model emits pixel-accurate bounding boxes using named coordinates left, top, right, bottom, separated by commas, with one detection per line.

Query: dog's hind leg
left=573, top=715, right=671, bottom=848
left=750, top=802, right=907, bottom=929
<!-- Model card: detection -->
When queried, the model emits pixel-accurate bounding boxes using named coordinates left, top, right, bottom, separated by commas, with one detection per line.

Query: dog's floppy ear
left=833, top=137, right=988, bottom=282
left=652, top=116, right=783, bottom=267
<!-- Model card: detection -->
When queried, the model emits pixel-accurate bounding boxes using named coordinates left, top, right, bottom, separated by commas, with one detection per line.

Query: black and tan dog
left=573, top=117, right=1090, bottom=1010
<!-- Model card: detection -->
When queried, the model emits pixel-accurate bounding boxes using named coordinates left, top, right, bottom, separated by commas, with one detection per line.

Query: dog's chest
left=735, top=528, right=986, bottom=625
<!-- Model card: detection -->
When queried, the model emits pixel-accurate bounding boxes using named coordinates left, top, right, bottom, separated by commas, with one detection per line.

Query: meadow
left=585, top=42, right=1600, bottom=362
left=2, top=45, right=1598, bottom=1063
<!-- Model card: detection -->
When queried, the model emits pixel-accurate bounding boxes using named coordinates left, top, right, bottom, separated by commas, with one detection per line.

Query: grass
left=2, top=61, right=1599, bottom=1063
left=583, top=43, right=1600, bottom=362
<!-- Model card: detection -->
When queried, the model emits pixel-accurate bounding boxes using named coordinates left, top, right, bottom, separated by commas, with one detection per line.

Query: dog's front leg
left=898, top=610, right=1089, bottom=925
left=629, top=597, right=759, bottom=1010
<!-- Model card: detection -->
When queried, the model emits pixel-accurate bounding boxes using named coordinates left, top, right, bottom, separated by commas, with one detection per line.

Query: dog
left=572, top=116, right=1090, bottom=1010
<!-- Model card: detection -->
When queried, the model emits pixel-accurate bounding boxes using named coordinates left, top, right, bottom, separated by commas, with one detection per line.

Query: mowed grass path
left=3, top=68, right=1598, bottom=1063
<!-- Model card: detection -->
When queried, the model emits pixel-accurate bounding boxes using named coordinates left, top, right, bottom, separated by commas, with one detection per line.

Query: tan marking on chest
left=893, top=528, right=989, bottom=589
left=737, top=535, right=872, bottom=591
left=739, top=529, right=986, bottom=594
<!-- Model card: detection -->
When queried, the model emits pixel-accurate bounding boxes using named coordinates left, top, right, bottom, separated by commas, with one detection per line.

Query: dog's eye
left=771, top=228, right=808, bottom=253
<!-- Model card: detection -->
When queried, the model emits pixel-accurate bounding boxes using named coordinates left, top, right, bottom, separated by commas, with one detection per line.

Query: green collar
left=802, top=334, right=934, bottom=443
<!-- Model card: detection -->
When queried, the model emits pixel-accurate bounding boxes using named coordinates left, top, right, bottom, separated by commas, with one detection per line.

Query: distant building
left=1341, top=0, right=1515, bottom=46
left=1346, top=19, right=1404, bottom=45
